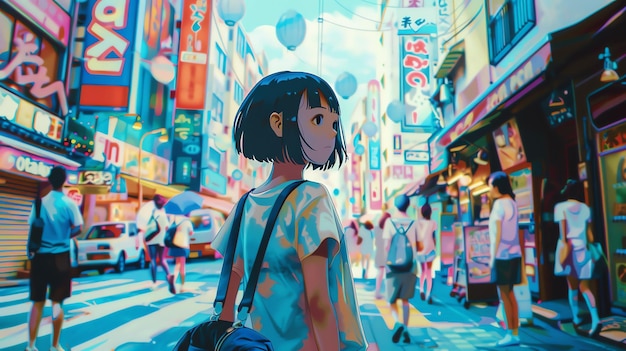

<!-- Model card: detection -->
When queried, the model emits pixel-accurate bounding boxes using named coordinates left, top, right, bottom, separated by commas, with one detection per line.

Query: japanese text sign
left=172, top=109, right=203, bottom=189
left=400, top=35, right=433, bottom=130
left=175, top=0, right=212, bottom=110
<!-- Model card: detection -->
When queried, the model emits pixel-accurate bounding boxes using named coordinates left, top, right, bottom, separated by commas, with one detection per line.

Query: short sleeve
left=584, top=204, right=592, bottom=223
left=490, top=200, right=505, bottom=221
left=382, top=221, right=393, bottom=240
left=296, top=184, right=341, bottom=262
left=212, top=205, right=244, bottom=276
left=553, top=202, right=564, bottom=222
left=68, top=200, right=84, bottom=227
left=135, top=202, right=154, bottom=232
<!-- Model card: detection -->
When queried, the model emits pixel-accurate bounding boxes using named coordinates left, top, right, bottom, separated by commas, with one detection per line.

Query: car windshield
left=85, top=224, right=126, bottom=239
left=191, top=215, right=213, bottom=231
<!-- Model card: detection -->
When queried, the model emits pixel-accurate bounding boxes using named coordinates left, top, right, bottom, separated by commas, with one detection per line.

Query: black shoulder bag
left=173, top=180, right=306, bottom=351
left=27, top=197, right=44, bottom=259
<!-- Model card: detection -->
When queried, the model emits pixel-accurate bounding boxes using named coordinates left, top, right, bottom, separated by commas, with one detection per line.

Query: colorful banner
left=79, top=0, right=139, bottom=109
left=4, top=0, right=71, bottom=47
left=175, top=0, right=212, bottom=110
left=366, top=80, right=381, bottom=171
left=400, top=35, right=434, bottom=132
left=172, top=110, right=203, bottom=190
left=599, top=123, right=626, bottom=154
left=351, top=154, right=363, bottom=215
left=369, top=169, right=383, bottom=210
left=0, top=89, right=64, bottom=142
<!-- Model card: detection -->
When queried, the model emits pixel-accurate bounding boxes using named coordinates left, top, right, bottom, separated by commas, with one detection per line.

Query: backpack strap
left=390, top=219, right=413, bottom=234
left=34, top=197, right=41, bottom=218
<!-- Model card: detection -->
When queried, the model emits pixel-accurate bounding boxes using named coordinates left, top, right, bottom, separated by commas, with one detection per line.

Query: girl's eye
left=312, top=115, right=323, bottom=125
left=332, top=121, right=338, bottom=131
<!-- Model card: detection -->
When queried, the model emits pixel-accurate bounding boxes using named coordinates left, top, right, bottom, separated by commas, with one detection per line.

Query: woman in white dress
left=554, top=179, right=601, bottom=337
left=416, top=203, right=437, bottom=304
left=360, top=220, right=375, bottom=279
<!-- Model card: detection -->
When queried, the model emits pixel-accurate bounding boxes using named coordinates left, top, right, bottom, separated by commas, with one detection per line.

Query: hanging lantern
left=335, top=72, right=357, bottom=99
left=276, top=10, right=306, bottom=51
left=232, top=169, right=243, bottom=181
left=362, top=121, right=378, bottom=137
left=354, top=144, right=365, bottom=155
left=217, top=0, right=246, bottom=26
left=386, top=100, right=405, bottom=123
left=150, top=55, right=175, bottom=84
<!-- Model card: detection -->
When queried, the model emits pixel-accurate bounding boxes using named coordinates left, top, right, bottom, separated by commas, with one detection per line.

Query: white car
left=76, top=221, right=146, bottom=273
left=188, top=209, right=226, bottom=258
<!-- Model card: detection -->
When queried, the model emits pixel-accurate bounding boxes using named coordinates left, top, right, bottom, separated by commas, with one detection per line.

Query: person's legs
left=148, top=245, right=158, bottom=283
left=580, top=279, right=601, bottom=334
left=155, top=246, right=171, bottom=277
left=179, top=257, right=186, bottom=288
left=566, top=275, right=581, bottom=325
left=362, top=254, right=371, bottom=278
left=425, top=261, right=434, bottom=301
left=401, top=299, right=410, bottom=326
left=496, top=284, right=520, bottom=346
left=375, top=267, right=385, bottom=299
left=27, top=301, right=45, bottom=349
left=419, top=262, right=426, bottom=300
left=50, top=301, right=64, bottom=348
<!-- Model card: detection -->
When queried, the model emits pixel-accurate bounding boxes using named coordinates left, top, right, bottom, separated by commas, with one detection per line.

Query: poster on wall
left=509, top=167, right=534, bottom=224
left=464, top=226, right=493, bottom=284
left=493, top=118, right=527, bottom=171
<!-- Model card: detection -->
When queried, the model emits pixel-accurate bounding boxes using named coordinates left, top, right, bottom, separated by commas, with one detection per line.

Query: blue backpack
left=386, top=220, right=414, bottom=273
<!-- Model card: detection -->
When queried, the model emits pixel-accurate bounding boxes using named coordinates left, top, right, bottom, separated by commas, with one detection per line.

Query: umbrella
left=164, top=191, right=204, bottom=215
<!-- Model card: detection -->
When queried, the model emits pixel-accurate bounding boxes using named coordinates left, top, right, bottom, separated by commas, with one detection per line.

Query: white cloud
left=247, top=5, right=383, bottom=128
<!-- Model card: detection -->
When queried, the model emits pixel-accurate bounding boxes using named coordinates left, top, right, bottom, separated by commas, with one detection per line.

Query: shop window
left=236, top=27, right=246, bottom=59
left=234, top=81, right=243, bottom=104
left=1, top=15, right=66, bottom=116
left=488, top=0, right=536, bottom=65
left=216, top=44, right=227, bottom=75
left=211, top=94, right=223, bottom=123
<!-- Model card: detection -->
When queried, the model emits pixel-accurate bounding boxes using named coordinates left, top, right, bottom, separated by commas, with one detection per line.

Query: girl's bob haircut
left=233, top=71, right=347, bottom=171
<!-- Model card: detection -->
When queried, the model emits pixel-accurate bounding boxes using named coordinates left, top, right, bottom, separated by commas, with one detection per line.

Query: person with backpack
left=166, top=214, right=194, bottom=293
left=383, top=194, right=419, bottom=344
left=416, top=203, right=437, bottom=304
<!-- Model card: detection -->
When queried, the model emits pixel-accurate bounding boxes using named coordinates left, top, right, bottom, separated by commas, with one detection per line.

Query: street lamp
left=137, top=128, right=168, bottom=208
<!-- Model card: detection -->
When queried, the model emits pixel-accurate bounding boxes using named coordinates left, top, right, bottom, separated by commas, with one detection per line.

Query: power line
left=334, top=0, right=382, bottom=23
left=323, top=17, right=391, bottom=32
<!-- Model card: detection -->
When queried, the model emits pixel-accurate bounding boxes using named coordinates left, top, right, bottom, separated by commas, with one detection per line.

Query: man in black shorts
left=26, top=166, right=83, bottom=351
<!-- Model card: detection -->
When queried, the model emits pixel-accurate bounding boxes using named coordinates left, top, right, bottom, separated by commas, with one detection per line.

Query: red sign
left=175, top=0, right=212, bottom=110
left=437, top=42, right=551, bottom=148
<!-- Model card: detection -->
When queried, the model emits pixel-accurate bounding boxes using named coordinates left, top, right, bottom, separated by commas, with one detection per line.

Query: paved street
left=0, top=258, right=620, bottom=351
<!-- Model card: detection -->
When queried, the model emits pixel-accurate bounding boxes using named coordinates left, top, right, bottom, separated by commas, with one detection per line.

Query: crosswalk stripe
left=0, top=279, right=132, bottom=304
left=0, top=280, right=151, bottom=317
left=71, top=288, right=218, bottom=351
left=373, top=299, right=431, bottom=328
left=0, top=282, right=206, bottom=348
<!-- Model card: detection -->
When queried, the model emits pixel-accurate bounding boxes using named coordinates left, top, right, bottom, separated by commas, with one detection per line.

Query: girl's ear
left=269, top=112, right=283, bottom=138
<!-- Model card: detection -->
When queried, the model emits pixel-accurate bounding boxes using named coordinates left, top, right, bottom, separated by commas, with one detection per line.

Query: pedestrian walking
left=417, top=203, right=437, bottom=304
left=26, top=166, right=84, bottom=351
left=359, top=219, right=375, bottom=279
left=488, top=171, right=523, bottom=346
left=346, top=219, right=363, bottom=269
left=383, top=194, right=418, bottom=344
left=374, top=212, right=391, bottom=299
left=136, top=194, right=175, bottom=294
left=168, top=214, right=194, bottom=292
left=211, top=71, right=368, bottom=350
left=554, top=179, right=602, bottom=337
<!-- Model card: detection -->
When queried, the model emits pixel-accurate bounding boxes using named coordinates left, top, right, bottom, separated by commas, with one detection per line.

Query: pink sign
left=5, top=0, right=71, bottom=47
left=369, top=170, right=383, bottom=211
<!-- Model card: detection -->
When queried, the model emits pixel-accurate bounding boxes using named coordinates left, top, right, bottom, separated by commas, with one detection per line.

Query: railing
left=489, top=0, right=536, bottom=64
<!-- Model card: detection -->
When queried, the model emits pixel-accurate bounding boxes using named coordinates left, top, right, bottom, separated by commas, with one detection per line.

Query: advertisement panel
left=464, top=226, right=493, bottom=284
left=3, top=0, right=71, bottom=47
left=175, top=0, right=212, bottom=110
left=396, top=7, right=437, bottom=35
left=0, top=89, right=64, bottom=142
left=79, top=0, right=139, bottom=110
left=493, top=118, right=527, bottom=171
left=122, top=143, right=170, bottom=184
left=368, top=170, right=383, bottom=210
left=400, top=35, right=435, bottom=132
left=351, top=154, right=363, bottom=216
left=172, top=110, right=203, bottom=190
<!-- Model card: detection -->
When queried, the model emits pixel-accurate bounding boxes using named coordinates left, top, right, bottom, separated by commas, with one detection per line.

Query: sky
left=239, top=0, right=388, bottom=133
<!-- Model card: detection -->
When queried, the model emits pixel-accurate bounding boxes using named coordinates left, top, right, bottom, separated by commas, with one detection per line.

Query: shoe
left=391, top=323, right=406, bottom=343
left=402, top=330, right=411, bottom=344
left=24, top=346, right=38, bottom=351
left=495, top=333, right=520, bottom=347
left=589, top=323, right=602, bottom=338
left=167, top=275, right=176, bottom=294
left=428, top=296, right=433, bottom=305
left=50, top=345, right=65, bottom=351
left=420, top=292, right=425, bottom=301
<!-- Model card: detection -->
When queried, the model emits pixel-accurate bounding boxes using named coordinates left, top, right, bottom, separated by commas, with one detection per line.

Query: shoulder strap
left=213, top=180, right=307, bottom=322
left=35, top=197, right=41, bottom=219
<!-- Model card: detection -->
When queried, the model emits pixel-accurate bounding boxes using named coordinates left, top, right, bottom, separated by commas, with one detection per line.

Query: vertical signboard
left=366, top=80, right=383, bottom=210
left=175, top=0, right=212, bottom=110
left=351, top=154, right=363, bottom=216
left=400, top=34, right=434, bottom=132
left=172, top=110, right=203, bottom=190
left=79, top=0, right=139, bottom=110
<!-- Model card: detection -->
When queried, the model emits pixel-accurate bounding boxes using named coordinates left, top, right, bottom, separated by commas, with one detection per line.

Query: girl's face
left=488, top=178, right=501, bottom=199
left=297, top=92, right=339, bottom=165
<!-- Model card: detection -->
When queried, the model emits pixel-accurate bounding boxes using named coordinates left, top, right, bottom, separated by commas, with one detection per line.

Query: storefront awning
left=121, top=173, right=185, bottom=199
left=415, top=169, right=448, bottom=197
left=435, top=40, right=465, bottom=79
left=0, top=134, right=81, bottom=169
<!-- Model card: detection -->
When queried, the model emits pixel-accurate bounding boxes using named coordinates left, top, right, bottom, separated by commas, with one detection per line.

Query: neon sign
left=84, top=0, right=132, bottom=76
left=0, top=34, right=69, bottom=116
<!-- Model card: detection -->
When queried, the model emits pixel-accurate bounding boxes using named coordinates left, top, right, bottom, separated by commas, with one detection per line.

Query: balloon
left=362, top=121, right=378, bottom=137
left=232, top=169, right=243, bottom=180
left=217, top=0, right=246, bottom=26
left=150, top=55, right=175, bottom=84
left=276, top=10, right=306, bottom=51
left=335, top=72, right=357, bottom=99
left=386, top=100, right=405, bottom=123
left=354, top=144, right=365, bottom=155
left=333, top=188, right=340, bottom=196
left=349, top=197, right=355, bottom=204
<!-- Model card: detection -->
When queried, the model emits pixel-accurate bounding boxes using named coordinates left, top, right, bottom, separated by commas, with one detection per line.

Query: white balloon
left=362, top=121, right=378, bottom=137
